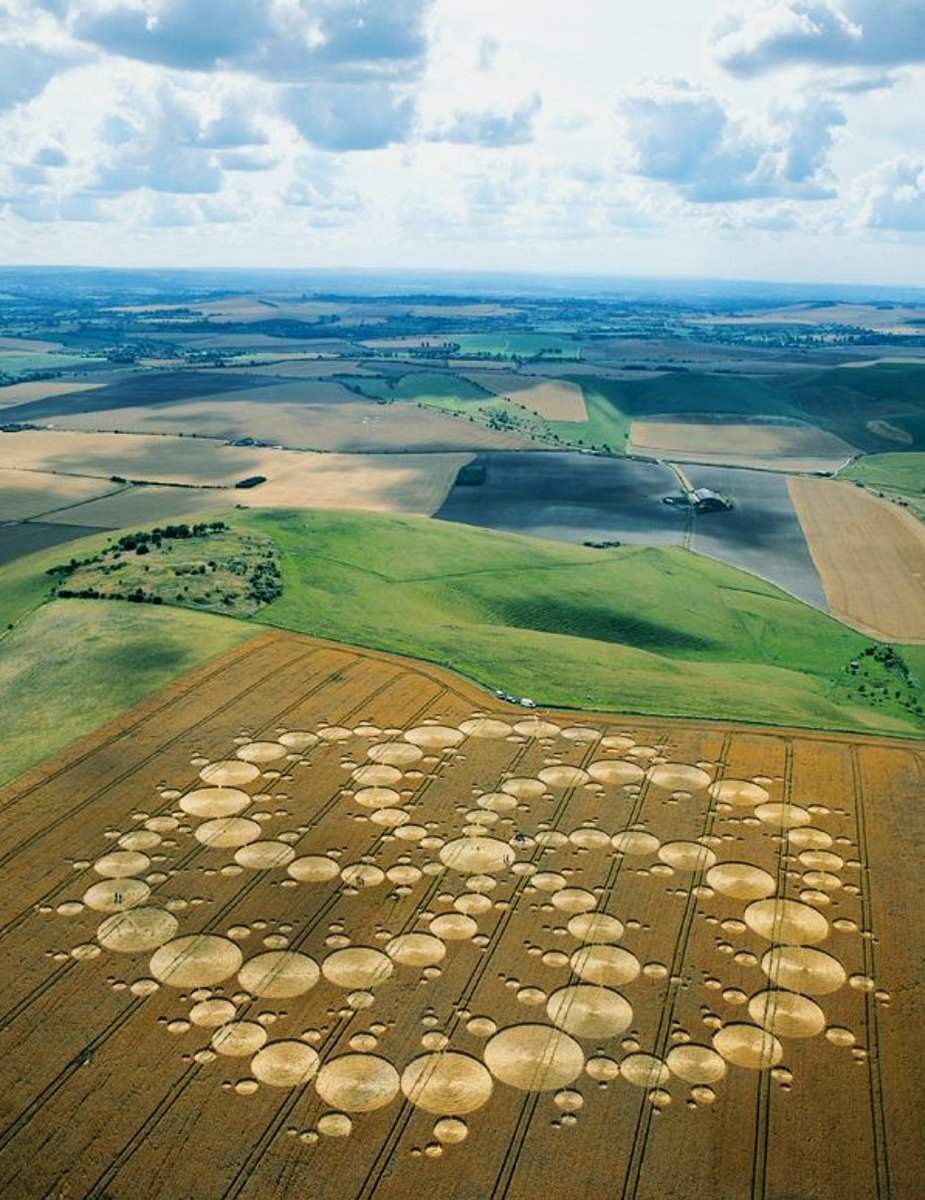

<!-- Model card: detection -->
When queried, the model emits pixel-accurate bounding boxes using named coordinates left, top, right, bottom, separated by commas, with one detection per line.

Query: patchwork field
left=0, top=429, right=282, bottom=487
left=42, top=387, right=533, bottom=454
left=0, top=380, right=104, bottom=408
left=461, top=373, right=589, bottom=422
left=0, top=370, right=283, bottom=423
left=0, top=633, right=919, bottom=1200
left=627, top=420, right=856, bottom=473
left=435, top=454, right=829, bottom=609
left=788, top=478, right=925, bottom=642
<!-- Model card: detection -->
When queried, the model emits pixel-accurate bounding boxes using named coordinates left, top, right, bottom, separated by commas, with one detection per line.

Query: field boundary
left=5, top=624, right=924, bottom=806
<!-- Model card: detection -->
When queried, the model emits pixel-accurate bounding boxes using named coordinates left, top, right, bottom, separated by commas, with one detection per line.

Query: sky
left=1, top=0, right=925, bottom=284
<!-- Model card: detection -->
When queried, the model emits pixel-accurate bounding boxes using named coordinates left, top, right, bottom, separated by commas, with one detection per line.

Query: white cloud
left=0, top=41, right=84, bottom=111
left=432, top=93, right=541, bottom=147
left=39, top=0, right=434, bottom=81
left=854, top=156, right=925, bottom=230
left=713, top=1, right=925, bottom=75
left=282, top=83, right=415, bottom=150
left=621, top=80, right=845, bottom=201
left=282, top=153, right=362, bottom=220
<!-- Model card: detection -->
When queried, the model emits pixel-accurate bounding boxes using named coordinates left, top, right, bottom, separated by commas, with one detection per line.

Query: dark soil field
left=0, top=371, right=281, bottom=422
left=435, top=454, right=828, bottom=610
left=435, top=452, right=687, bottom=547
left=685, top=466, right=828, bottom=610
left=0, top=521, right=111, bottom=566
left=0, top=632, right=919, bottom=1199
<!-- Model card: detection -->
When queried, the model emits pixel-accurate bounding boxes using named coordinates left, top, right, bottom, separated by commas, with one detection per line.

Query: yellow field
left=53, top=391, right=532, bottom=454
left=628, top=421, right=856, bottom=472
left=789, top=477, right=925, bottom=641
left=47, top=485, right=233, bottom=528
left=0, top=632, right=919, bottom=1199
left=0, top=429, right=285, bottom=488
left=236, top=452, right=474, bottom=515
left=463, top=372, right=589, bottom=422
left=0, top=380, right=103, bottom=407
left=45, top=452, right=473, bottom=528
left=0, top=469, right=122, bottom=521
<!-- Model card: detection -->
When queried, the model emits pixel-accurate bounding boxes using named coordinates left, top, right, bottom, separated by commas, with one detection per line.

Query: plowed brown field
left=0, top=632, right=921, bottom=1200
left=789, top=476, right=925, bottom=641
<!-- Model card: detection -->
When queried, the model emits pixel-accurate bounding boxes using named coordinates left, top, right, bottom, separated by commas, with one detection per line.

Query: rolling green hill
left=779, top=363, right=925, bottom=451
left=240, top=509, right=922, bottom=736
left=1, top=506, right=922, bottom=787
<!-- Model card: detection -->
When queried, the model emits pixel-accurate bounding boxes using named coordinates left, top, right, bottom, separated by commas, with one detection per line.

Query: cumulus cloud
left=477, top=36, right=500, bottom=71
left=854, top=157, right=925, bottom=230
left=621, top=80, right=845, bottom=202
left=90, top=84, right=226, bottom=195
left=283, top=153, right=361, bottom=219
left=0, top=42, right=82, bottom=111
left=38, top=0, right=433, bottom=82
left=282, top=83, right=414, bottom=150
left=712, top=1, right=925, bottom=75
left=432, top=93, right=542, bottom=148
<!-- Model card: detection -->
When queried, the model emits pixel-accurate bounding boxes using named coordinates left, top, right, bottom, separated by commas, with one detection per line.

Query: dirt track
left=0, top=632, right=921, bottom=1200
left=789, top=476, right=925, bottom=641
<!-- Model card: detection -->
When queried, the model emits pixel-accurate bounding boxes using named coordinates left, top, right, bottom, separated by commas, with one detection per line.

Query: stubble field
left=627, top=420, right=857, bottom=474
left=788, top=478, right=925, bottom=642
left=0, top=633, right=918, bottom=1200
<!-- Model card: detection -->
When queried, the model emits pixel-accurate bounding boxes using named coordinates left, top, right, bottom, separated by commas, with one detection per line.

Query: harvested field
left=0, top=521, right=109, bottom=566
left=252, top=360, right=380, bottom=380
left=628, top=420, right=856, bottom=473
left=46, top=454, right=473, bottom=527
left=0, top=336, right=63, bottom=352
left=461, top=372, right=588, bottom=422
left=0, top=469, right=123, bottom=521
left=46, top=486, right=231, bottom=529
left=235, top=452, right=474, bottom=515
left=49, top=394, right=533, bottom=454
left=0, top=380, right=103, bottom=408
left=0, top=429, right=285, bottom=487
left=0, top=371, right=280, bottom=423
left=789, top=477, right=925, bottom=641
left=0, top=631, right=919, bottom=1199
left=436, top=452, right=686, bottom=547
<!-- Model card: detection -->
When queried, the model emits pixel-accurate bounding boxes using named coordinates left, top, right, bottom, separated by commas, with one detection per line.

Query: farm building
left=692, top=486, right=732, bottom=511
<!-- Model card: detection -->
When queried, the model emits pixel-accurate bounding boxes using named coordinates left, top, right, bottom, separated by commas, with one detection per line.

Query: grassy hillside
left=0, top=600, right=254, bottom=786
left=841, top=452, right=925, bottom=525
left=238, top=508, right=922, bottom=736
left=549, top=387, right=632, bottom=452
left=842, top=452, right=925, bottom=494
left=2, top=506, right=922, bottom=790
left=592, top=373, right=796, bottom=422
left=780, top=363, right=925, bottom=451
